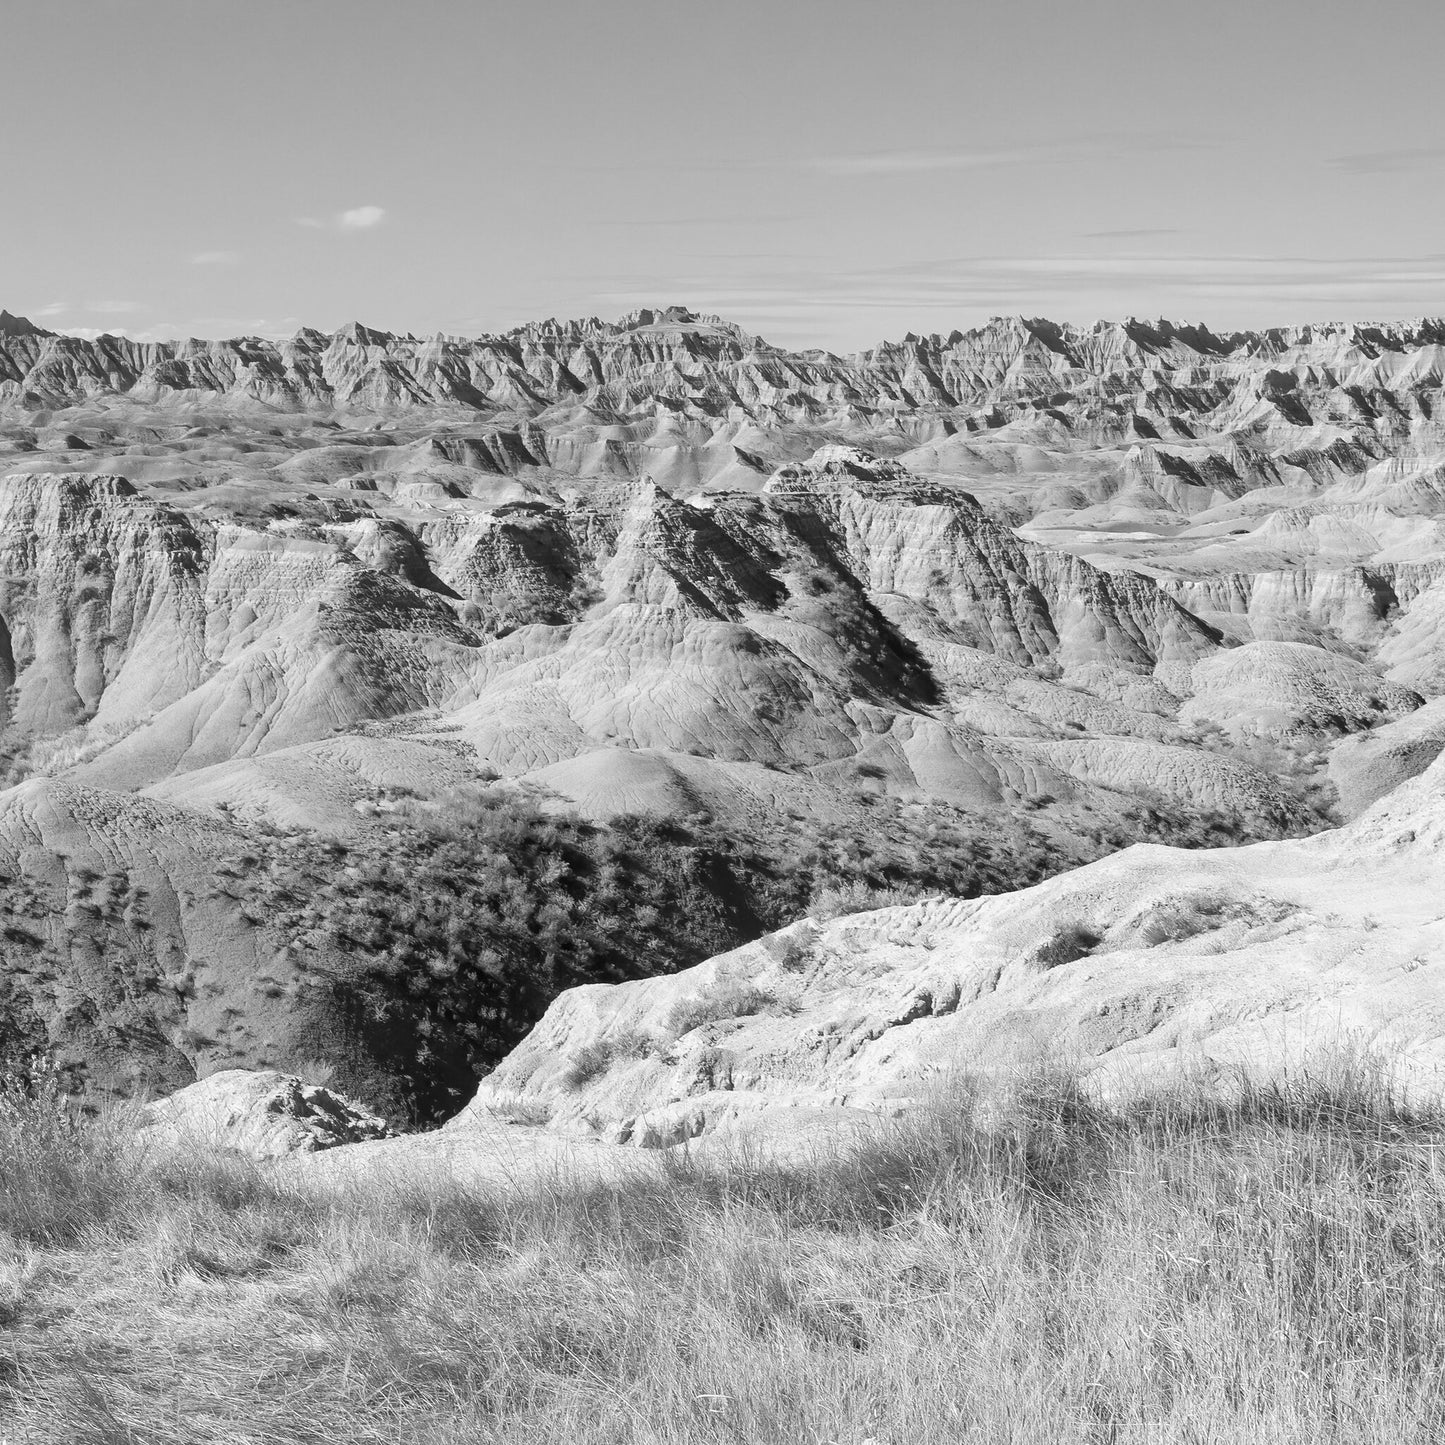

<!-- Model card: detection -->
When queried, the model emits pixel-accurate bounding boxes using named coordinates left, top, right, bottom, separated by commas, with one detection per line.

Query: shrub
left=1135, top=892, right=1230, bottom=946
left=291, top=1058, right=339, bottom=1088
left=561, top=1030, right=657, bottom=1090
left=663, top=979, right=775, bottom=1038
left=561, top=1043, right=613, bottom=1090
left=477, top=1093, right=553, bottom=1127
left=1034, top=924, right=1103, bottom=968
left=808, top=879, right=929, bottom=920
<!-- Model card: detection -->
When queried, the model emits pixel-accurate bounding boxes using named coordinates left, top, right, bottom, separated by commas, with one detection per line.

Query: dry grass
left=4, top=1052, right=1445, bottom=1443
left=660, top=978, right=780, bottom=1039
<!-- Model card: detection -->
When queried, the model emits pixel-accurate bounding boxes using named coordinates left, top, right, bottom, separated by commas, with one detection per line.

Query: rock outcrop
left=140, top=1068, right=391, bottom=1159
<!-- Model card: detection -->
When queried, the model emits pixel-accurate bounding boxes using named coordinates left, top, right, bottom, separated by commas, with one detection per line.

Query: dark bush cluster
left=242, top=786, right=1089, bottom=1124
left=0, top=774, right=1330, bottom=1126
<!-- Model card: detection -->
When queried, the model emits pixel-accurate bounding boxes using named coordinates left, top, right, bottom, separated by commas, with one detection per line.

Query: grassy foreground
left=3, top=1058, right=1444, bottom=1443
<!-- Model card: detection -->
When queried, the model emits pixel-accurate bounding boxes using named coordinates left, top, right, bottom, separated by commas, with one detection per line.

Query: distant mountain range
left=6, top=302, right=1445, bottom=420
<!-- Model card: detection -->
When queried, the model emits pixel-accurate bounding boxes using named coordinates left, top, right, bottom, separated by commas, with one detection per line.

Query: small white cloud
left=295, top=208, right=386, bottom=233
left=338, top=205, right=386, bottom=231
left=191, top=250, right=240, bottom=265
left=34, top=301, right=69, bottom=318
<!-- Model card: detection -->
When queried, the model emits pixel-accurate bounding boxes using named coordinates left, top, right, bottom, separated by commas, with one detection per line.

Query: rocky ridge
left=4, top=304, right=1445, bottom=1114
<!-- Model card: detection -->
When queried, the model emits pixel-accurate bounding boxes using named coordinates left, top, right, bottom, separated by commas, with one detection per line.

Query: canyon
left=2, top=304, right=1444, bottom=1135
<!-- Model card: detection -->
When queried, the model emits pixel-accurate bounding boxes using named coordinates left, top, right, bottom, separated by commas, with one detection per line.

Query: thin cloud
left=597, top=252, right=1445, bottom=348
left=1325, top=147, right=1445, bottom=175
left=117, top=325, right=185, bottom=343
left=1082, top=228, right=1181, bottom=240
left=34, top=301, right=69, bottom=318
left=192, top=250, right=240, bottom=265
left=296, top=209, right=386, bottom=233
left=811, top=146, right=1074, bottom=176
left=598, top=215, right=803, bottom=230
left=339, top=205, right=386, bottom=231
left=545, top=134, right=1213, bottom=179
left=812, top=135, right=1212, bottom=177
left=58, top=316, right=303, bottom=343
left=611, top=254, right=1445, bottom=306
left=181, top=315, right=305, bottom=339
left=60, top=322, right=187, bottom=343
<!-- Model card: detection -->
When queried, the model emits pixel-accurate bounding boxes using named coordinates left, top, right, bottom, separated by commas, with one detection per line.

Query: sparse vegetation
left=561, top=1031, right=659, bottom=1090
left=477, top=1091, right=554, bottom=1127
left=1135, top=892, right=1232, bottom=946
left=235, top=785, right=1098, bottom=1124
left=1187, top=720, right=1343, bottom=830
left=1, top=772, right=1336, bottom=1125
left=5, top=1050, right=1445, bottom=1441
left=661, top=978, right=777, bottom=1039
left=1034, top=922, right=1104, bottom=967
left=807, top=877, right=937, bottom=919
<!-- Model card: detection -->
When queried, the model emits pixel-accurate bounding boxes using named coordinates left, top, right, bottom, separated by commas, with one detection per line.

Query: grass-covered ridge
left=4, top=1052, right=1444, bottom=1442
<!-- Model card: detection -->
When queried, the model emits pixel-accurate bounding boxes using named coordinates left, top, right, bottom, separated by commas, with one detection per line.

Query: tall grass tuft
left=5, top=1048, right=1445, bottom=1441
left=0, top=1058, right=135, bottom=1246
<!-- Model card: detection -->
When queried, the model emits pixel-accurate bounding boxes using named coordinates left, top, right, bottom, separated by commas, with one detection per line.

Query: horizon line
left=7, top=303, right=1445, bottom=358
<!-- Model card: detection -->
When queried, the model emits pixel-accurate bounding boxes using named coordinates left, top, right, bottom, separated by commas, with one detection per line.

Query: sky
left=7, top=0, right=1445, bottom=352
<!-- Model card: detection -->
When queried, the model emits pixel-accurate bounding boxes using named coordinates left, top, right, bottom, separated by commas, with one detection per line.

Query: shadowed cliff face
left=4, top=305, right=1445, bottom=1111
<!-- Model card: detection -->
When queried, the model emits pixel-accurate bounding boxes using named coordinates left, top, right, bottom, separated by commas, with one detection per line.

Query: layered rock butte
left=2, top=304, right=1444, bottom=1144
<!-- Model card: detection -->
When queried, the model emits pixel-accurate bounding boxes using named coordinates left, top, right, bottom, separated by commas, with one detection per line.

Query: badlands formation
left=1, top=304, right=1444, bottom=1141
left=317, top=748, right=1445, bottom=1184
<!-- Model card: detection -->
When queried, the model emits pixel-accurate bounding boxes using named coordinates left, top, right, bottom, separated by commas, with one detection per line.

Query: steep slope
left=458, top=751, right=1445, bottom=1152
left=0, top=778, right=307, bottom=1097
left=0, top=449, right=1283, bottom=837
left=1327, top=695, right=1445, bottom=815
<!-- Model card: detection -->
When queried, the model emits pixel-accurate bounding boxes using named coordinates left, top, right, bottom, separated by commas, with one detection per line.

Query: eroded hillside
left=3, top=304, right=1443, bottom=1115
